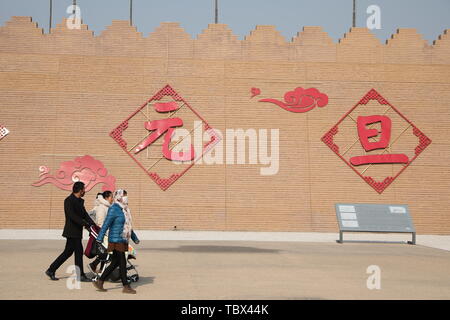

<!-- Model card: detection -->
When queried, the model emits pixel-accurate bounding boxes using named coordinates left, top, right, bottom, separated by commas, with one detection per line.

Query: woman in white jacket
left=88, top=191, right=113, bottom=274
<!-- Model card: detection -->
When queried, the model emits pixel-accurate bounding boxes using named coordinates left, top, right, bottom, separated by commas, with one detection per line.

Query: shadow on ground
left=337, top=240, right=413, bottom=245
left=102, top=276, right=155, bottom=291
left=138, top=245, right=281, bottom=254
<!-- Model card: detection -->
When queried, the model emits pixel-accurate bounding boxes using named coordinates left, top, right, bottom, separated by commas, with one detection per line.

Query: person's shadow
left=105, top=275, right=155, bottom=291
left=132, top=276, right=155, bottom=289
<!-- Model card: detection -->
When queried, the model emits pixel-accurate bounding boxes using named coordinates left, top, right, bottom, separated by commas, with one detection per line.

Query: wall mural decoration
left=250, top=87, right=261, bottom=98
left=32, top=155, right=116, bottom=192
left=0, top=125, right=10, bottom=140
left=109, top=84, right=221, bottom=191
left=321, top=89, right=431, bottom=194
left=257, top=87, right=328, bottom=113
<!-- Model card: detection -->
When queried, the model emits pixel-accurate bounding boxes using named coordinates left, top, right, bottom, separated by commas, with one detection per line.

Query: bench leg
left=408, top=232, right=416, bottom=245
left=338, top=231, right=343, bottom=244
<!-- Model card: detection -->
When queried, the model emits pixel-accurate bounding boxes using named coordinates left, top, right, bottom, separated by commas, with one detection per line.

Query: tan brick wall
left=0, top=16, right=449, bottom=234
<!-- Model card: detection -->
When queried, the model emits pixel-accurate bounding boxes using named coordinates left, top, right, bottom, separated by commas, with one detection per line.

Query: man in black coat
left=45, top=181, right=96, bottom=282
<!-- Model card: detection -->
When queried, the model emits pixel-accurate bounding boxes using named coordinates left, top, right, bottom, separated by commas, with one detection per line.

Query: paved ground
left=1, top=240, right=449, bottom=300
left=2, top=230, right=450, bottom=252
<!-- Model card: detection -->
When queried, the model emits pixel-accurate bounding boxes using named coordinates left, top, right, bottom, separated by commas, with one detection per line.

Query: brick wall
left=0, top=16, right=449, bottom=234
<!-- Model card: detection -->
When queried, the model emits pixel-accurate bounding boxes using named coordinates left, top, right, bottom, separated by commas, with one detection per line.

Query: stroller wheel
left=108, top=269, right=121, bottom=282
left=130, top=274, right=139, bottom=282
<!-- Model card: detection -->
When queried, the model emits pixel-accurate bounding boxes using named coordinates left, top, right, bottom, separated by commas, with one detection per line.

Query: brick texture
left=0, top=17, right=449, bottom=234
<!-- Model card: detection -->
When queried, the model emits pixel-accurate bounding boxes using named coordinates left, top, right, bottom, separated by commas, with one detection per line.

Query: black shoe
left=45, top=269, right=59, bottom=281
left=79, top=274, right=92, bottom=282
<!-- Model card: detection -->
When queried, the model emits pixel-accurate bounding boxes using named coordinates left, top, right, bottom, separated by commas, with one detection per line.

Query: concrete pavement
left=0, top=239, right=449, bottom=300
left=1, top=230, right=449, bottom=251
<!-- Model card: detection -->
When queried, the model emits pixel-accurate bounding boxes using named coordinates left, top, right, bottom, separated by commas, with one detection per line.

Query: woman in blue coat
left=93, top=189, right=140, bottom=294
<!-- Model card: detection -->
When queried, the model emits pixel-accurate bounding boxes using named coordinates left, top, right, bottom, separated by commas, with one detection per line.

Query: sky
left=0, top=0, right=449, bottom=44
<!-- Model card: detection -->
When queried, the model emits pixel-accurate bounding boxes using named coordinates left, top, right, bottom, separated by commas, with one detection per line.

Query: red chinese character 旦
left=350, top=115, right=409, bottom=166
left=134, top=101, right=195, bottom=161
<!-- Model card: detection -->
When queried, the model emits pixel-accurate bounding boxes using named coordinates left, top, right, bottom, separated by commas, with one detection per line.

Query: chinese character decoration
left=350, top=115, right=409, bottom=166
left=133, top=101, right=195, bottom=162
left=322, top=89, right=431, bottom=194
left=32, top=155, right=116, bottom=192
left=258, top=87, right=328, bottom=113
left=0, top=125, right=9, bottom=141
left=110, top=84, right=221, bottom=191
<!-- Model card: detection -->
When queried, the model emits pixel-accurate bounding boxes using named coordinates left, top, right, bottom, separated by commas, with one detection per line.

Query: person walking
left=93, top=189, right=140, bottom=294
left=45, top=181, right=96, bottom=282
left=88, top=190, right=113, bottom=274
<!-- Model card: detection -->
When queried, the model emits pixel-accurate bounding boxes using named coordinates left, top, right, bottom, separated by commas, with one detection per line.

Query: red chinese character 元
left=350, top=115, right=409, bottom=166
left=134, top=101, right=195, bottom=161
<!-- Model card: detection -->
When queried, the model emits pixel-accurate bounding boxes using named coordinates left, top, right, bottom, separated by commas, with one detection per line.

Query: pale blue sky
left=0, top=0, right=449, bottom=43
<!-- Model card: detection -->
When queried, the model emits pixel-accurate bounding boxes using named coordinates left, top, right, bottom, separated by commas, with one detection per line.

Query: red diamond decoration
left=321, top=89, right=432, bottom=194
left=110, top=84, right=221, bottom=191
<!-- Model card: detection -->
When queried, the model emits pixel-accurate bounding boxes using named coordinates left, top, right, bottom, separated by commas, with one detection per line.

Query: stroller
left=85, top=225, right=139, bottom=283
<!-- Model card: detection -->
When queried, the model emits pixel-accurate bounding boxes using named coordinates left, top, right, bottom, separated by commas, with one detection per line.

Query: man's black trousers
left=48, top=237, right=85, bottom=276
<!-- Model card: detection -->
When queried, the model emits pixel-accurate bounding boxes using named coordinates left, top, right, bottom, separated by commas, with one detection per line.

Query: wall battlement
left=0, top=16, right=449, bottom=64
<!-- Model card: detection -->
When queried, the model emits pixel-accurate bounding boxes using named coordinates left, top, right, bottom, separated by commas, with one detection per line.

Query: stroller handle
left=88, top=225, right=100, bottom=239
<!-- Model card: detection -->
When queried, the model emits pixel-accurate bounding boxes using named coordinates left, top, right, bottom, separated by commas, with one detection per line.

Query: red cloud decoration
left=32, top=155, right=116, bottom=192
left=251, top=87, right=261, bottom=98
left=259, top=87, right=328, bottom=113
